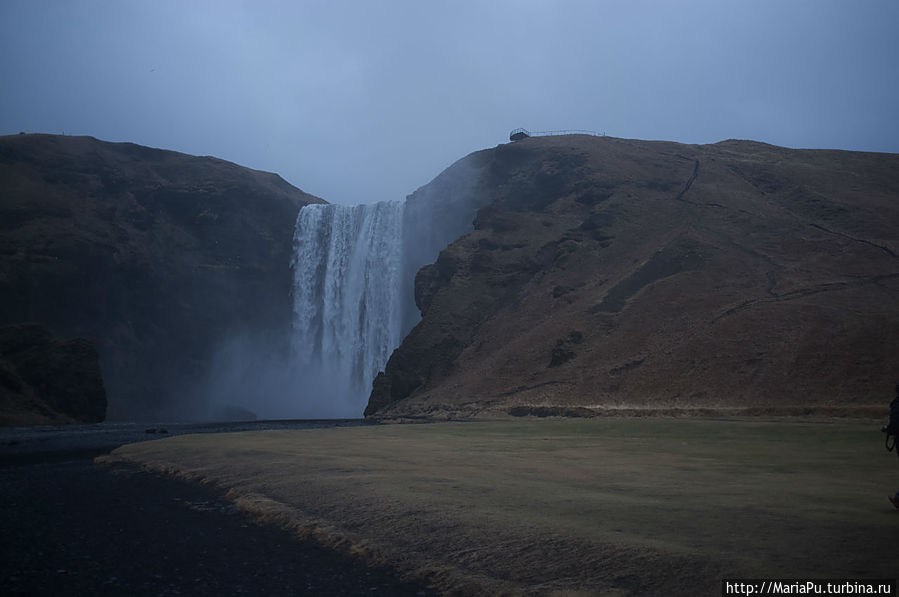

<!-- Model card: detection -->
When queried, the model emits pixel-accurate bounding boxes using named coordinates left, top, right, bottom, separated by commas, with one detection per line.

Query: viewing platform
left=509, top=128, right=603, bottom=142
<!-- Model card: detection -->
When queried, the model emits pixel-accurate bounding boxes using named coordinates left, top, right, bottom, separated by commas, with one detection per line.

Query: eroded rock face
left=367, top=136, right=899, bottom=417
left=0, top=323, right=106, bottom=425
left=0, top=134, right=322, bottom=420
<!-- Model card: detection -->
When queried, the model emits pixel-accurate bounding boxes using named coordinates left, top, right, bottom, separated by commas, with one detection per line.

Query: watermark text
left=722, top=579, right=895, bottom=596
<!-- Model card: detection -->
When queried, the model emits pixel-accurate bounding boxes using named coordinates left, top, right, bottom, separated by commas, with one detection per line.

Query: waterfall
left=197, top=157, right=486, bottom=421
left=290, top=201, right=406, bottom=416
left=288, top=159, right=487, bottom=418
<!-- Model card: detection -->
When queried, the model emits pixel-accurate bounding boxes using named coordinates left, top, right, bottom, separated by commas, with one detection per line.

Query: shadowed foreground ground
left=102, top=418, right=899, bottom=596
left=0, top=423, right=431, bottom=597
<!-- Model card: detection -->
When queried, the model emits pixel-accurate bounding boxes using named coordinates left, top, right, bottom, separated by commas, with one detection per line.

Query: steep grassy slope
left=0, top=134, right=322, bottom=420
left=368, top=135, right=899, bottom=416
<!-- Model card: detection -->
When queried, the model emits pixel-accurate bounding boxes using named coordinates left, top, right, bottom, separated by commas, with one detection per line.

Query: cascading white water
left=287, top=159, right=487, bottom=418
left=199, top=159, right=486, bottom=421
left=290, top=201, right=406, bottom=416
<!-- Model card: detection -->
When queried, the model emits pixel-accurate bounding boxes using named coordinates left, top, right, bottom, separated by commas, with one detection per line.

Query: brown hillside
left=0, top=134, right=322, bottom=421
left=367, top=135, right=899, bottom=417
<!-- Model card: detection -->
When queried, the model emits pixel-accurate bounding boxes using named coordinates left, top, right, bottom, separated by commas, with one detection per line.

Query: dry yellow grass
left=99, top=418, right=898, bottom=596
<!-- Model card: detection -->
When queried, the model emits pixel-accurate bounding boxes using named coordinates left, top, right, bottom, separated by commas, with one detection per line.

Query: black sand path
left=0, top=423, right=432, bottom=597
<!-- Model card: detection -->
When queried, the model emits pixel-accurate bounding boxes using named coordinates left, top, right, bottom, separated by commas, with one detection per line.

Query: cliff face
left=0, top=323, right=106, bottom=425
left=367, top=135, right=899, bottom=417
left=0, top=134, right=322, bottom=421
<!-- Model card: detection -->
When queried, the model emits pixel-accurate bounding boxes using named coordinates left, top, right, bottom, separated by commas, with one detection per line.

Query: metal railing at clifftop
left=509, top=128, right=604, bottom=141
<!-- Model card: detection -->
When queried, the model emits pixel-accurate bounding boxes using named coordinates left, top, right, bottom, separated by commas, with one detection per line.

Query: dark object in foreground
left=882, top=384, right=899, bottom=511
left=881, top=384, right=899, bottom=456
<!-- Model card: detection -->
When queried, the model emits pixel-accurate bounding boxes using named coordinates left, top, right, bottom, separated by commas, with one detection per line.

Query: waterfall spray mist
left=285, top=157, right=488, bottom=418
left=194, top=154, right=487, bottom=421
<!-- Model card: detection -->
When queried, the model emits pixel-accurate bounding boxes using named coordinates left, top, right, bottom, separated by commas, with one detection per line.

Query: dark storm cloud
left=2, top=0, right=897, bottom=204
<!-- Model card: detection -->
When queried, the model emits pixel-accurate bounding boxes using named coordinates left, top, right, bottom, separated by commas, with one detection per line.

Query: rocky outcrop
left=0, top=134, right=322, bottom=421
left=0, top=323, right=106, bottom=425
left=367, top=135, right=899, bottom=417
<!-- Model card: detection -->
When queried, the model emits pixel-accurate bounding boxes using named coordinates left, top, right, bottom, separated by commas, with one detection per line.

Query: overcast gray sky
left=2, top=1, right=897, bottom=204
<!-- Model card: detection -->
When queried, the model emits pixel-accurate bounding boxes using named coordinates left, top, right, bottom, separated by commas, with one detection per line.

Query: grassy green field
left=101, top=418, right=899, bottom=596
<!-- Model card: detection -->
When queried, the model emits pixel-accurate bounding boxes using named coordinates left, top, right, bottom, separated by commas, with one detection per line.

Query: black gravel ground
left=0, top=422, right=434, bottom=597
